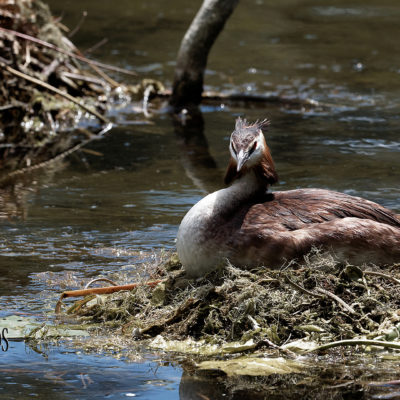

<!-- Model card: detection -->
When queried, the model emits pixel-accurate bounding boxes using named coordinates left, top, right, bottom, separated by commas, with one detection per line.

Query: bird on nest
left=177, top=117, right=400, bottom=278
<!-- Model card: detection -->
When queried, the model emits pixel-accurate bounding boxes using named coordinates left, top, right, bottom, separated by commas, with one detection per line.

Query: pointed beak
left=236, top=149, right=248, bottom=172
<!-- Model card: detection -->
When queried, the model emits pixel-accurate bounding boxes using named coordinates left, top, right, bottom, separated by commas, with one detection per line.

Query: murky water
left=1, top=0, right=400, bottom=398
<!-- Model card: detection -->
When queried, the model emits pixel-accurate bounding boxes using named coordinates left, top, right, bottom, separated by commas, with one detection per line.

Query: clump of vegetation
left=69, top=251, right=400, bottom=351
left=1, top=1, right=101, bottom=168
left=0, top=0, right=163, bottom=174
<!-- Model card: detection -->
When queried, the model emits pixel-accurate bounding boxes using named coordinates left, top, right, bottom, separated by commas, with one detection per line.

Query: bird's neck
left=197, top=169, right=268, bottom=230
left=228, top=169, right=267, bottom=201
left=224, top=148, right=278, bottom=191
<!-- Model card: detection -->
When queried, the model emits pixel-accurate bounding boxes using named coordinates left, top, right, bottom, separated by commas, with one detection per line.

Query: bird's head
left=224, top=117, right=278, bottom=187
left=229, top=117, right=268, bottom=171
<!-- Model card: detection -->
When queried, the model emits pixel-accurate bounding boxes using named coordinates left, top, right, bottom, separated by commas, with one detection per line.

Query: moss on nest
left=69, top=250, right=400, bottom=351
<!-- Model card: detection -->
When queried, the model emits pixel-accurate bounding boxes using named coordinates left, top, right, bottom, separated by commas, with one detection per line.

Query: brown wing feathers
left=266, top=189, right=400, bottom=230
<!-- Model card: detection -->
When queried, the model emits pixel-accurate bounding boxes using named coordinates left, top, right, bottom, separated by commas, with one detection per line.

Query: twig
left=307, top=339, right=400, bottom=353
left=364, top=270, right=400, bottom=285
left=0, top=104, right=17, bottom=111
left=142, top=84, right=153, bottom=117
left=2, top=63, right=109, bottom=124
left=247, top=315, right=260, bottom=330
left=84, top=278, right=117, bottom=289
left=22, top=43, right=31, bottom=68
left=0, top=26, right=137, bottom=76
left=203, top=90, right=342, bottom=109
left=249, top=319, right=297, bottom=358
left=283, top=275, right=323, bottom=299
left=80, top=148, right=104, bottom=157
left=315, top=287, right=356, bottom=314
left=66, top=295, right=96, bottom=314
left=68, top=11, right=88, bottom=38
left=255, top=337, right=296, bottom=358
left=87, top=61, right=119, bottom=89
left=55, top=279, right=163, bottom=314
left=283, top=275, right=356, bottom=314
left=84, top=38, right=108, bottom=54
left=61, top=71, right=107, bottom=86
left=42, top=59, right=61, bottom=80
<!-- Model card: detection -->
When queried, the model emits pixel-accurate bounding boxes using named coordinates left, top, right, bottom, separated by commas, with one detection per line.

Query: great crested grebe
left=177, top=117, right=400, bottom=278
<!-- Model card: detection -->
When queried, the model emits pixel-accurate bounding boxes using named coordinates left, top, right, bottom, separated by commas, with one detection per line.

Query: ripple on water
left=321, top=138, right=400, bottom=154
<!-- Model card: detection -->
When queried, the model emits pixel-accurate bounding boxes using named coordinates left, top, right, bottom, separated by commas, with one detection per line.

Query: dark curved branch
left=170, top=0, right=239, bottom=110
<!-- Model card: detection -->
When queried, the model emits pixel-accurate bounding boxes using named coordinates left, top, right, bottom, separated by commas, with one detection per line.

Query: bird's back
left=224, top=188, right=400, bottom=268
left=241, top=188, right=400, bottom=233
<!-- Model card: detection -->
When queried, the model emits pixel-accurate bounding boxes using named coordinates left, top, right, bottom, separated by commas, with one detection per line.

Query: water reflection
left=0, top=182, right=30, bottom=220
left=178, top=356, right=400, bottom=400
left=172, top=108, right=222, bottom=194
left=0, top=341, right=181, bottom=399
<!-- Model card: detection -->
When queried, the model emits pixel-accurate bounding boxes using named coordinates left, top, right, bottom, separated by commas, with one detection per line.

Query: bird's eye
left=249, top=141, right=257, bottom=155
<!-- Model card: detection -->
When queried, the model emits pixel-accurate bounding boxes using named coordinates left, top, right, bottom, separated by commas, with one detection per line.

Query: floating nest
left=68, top=251, right=400, bottom=354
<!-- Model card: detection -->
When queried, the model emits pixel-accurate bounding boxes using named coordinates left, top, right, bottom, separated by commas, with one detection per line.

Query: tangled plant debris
left=65, top=251, right=400, bottom=356
left=0, top=0, right=163, bottom=174
left=1, top=0, right=105, bottom=163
